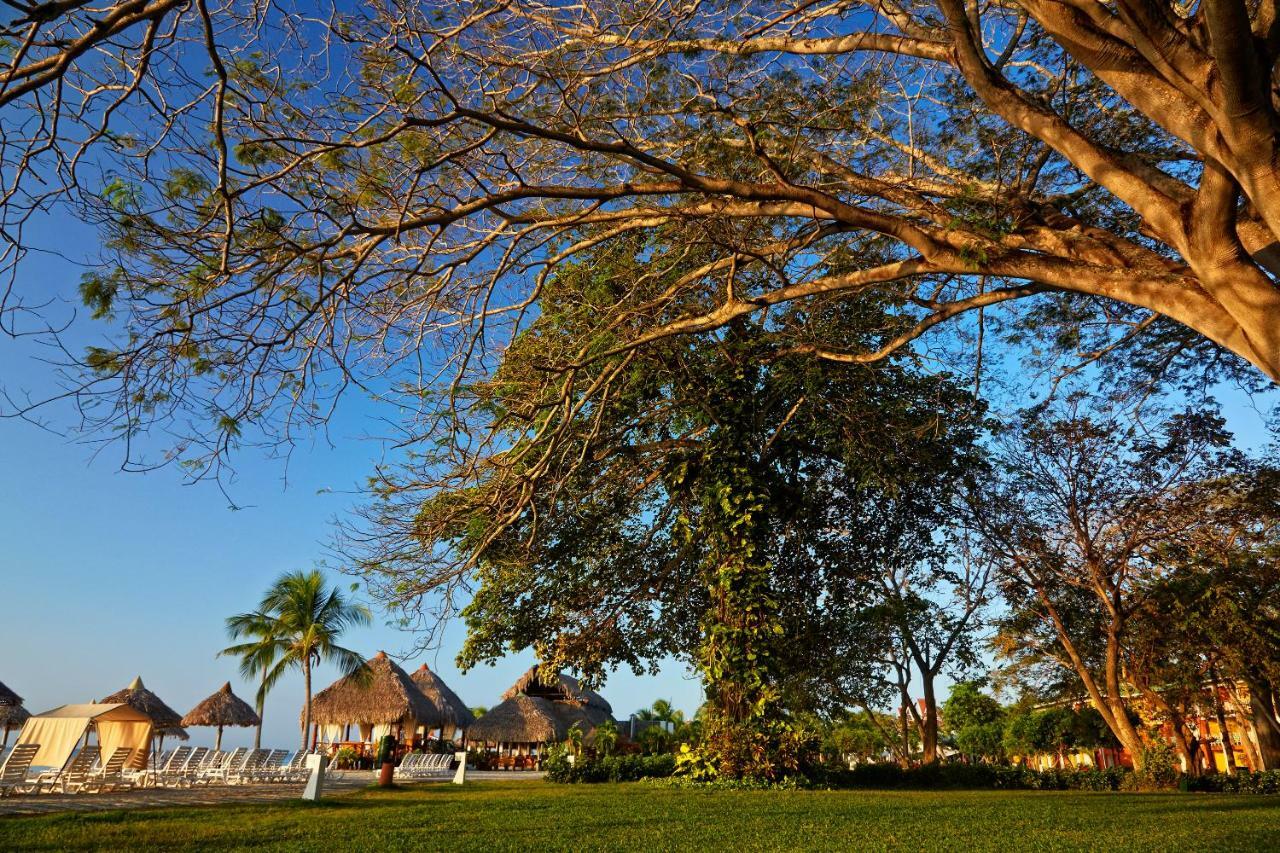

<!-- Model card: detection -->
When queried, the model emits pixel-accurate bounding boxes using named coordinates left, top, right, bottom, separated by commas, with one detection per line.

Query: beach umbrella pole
left=216, top=725, right=223, bottom=752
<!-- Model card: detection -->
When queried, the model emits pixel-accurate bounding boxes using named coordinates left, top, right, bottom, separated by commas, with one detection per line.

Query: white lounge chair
left=84, top=747, right=135, bottom=793
left=35, top=745, right=100, bottom=794
left=0, top=744, right=39, bottom=797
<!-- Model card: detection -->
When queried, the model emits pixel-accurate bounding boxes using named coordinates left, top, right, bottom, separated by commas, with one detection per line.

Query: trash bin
left=377, top=735, right=397, bottom=787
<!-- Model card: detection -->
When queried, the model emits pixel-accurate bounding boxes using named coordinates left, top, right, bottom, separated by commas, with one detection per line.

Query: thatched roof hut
left=101, top=676, right=188, bottom=739
left=0, top=680, right=30, bottom=749
left=0, top=702, right=29, bottom=729
left=501, top=667, right=612, bottom=714
left=310, top=651, right=443, bottom=729
left=410, top=665, right=474, bottom=730
left=182, top=683, right=260, bottom=751
left=467, top=695, right=565, bottom=744
left=471, top=668, right=618, bottom=748
left=0, top=680, right=22, bottom=707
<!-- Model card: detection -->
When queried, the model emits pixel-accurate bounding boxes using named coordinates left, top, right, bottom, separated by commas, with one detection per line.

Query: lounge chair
left=226, top=748, right=268, bottom=785
left=84, top=747, right=135, bottom=793
left=35, top=746, right=100, bottom=794
left=280, top=750, right=310, bottom=782
left=393, top=753, right=422, bottom=780
left=155, top=746, right=193, bottom=787
left=197, top=747, right=247, bottom=786
left=263, top=749, right=291, bottom=782
left=0, top=744, right=40, bottom=797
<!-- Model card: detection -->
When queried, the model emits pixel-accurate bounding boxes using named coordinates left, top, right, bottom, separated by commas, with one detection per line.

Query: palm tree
left=566, top=722, right=584, bottom=757
left=594, top=719, right=619, bottom=757
left=254, top=570, right=372, bottom=749
left=219, top=610, right=287, bottom=749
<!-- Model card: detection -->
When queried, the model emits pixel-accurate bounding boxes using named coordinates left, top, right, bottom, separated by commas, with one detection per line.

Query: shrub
left=546, top=749, right=677, bottom=784
left=818, top=762, right=1132, bottom=792
left=333, top=747, right=359, bottom=770
left=1182, top=770, right=1280, bottom=795
left=1137, top=741, right=1180, bottom=790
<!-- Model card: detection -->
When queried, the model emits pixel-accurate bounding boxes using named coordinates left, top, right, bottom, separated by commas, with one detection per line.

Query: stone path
left=0, top=770, right=543, bottom=818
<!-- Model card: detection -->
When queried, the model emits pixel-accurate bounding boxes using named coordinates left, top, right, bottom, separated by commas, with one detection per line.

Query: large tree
left=1, top=1, right=1279, bottom=480
left=373, top=236, right=983, bottom=776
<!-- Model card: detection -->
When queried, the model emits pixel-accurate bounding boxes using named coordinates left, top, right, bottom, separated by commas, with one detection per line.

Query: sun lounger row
left=0, top=744, right=322, bottom=796
left=0, top=744, right=139, bottom=796
left=394, top=752, right=454, bottom=780
left=145, top=747, right=316, bottom=786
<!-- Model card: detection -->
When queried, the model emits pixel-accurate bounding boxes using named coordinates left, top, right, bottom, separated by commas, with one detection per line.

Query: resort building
left=308, top=652, right=461, bottom=764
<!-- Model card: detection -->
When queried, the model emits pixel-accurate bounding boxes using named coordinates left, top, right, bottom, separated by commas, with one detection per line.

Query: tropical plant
left=566, top=722, right=585, bottom=758
left=247, top=570, right=372, bottom=749
left=593, top=719, right=619, bottom=758
left=218, top=609, right=287, bottom=749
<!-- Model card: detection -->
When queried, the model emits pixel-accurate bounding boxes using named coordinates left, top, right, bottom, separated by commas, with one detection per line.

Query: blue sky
left=0, top=216, right=704, bottom=750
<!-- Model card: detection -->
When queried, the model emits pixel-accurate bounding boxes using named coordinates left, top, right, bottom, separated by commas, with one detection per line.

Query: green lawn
left=3, top=781, right=1279, bottom=852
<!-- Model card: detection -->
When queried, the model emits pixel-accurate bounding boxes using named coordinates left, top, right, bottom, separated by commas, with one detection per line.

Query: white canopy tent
left=14, top=703, right=152, bottom=770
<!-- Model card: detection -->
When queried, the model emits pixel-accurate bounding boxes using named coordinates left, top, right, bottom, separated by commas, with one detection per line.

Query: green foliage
left=821, top=710, right=898, bottom=764
left=1182, top=770, right=1280, bottom=794
left=224, top=569, right=372, bottom=747
left=593, top=718, right=619, bottom=757
left=824, top=762, right=1132, bottom=792
left=674, top=742, right=719, bottom=782
left=1137, top=740, right=1180, bottom=790
left=547, top=750, right=677, bottom=784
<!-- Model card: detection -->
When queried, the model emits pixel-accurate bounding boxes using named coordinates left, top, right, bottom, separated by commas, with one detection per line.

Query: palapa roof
left=469, top=679, right=616, bottom=745
left=0, top=680, right=29, bottom=728
left=0, top=680, right=22, bottom=707
left=309, top=651, right=443, bottom=727
left=182, top=682, right=261, bottom=729
left=467, top=694, right=566, bottom=744
left=500, top=667, right=612, bottom=714
left=410, top=665, right=475, bottom=729
left=101, top=676, right=189, bottom=738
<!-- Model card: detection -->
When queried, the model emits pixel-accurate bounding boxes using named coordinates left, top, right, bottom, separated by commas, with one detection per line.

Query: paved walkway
left=0, top=770, right=544, bottom=818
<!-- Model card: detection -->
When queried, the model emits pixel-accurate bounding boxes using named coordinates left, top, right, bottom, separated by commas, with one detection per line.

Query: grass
left=2, top=780, right=1279, bottom=852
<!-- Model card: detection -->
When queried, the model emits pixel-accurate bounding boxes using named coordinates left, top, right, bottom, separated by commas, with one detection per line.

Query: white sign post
left=452, top=751, right=467, bottom=785
left=302, top=753, right=328, bottom=801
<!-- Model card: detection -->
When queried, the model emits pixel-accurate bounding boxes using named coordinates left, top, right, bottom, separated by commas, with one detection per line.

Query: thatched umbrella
left=182, top=683, right=261, bottom=751
left=467, top=694, right=566, bottom=745
left=309, top=651, right=442, bottom=746
left=410, top=664, right=474, bottom=740
left=501, top=667, right=613, bottom=714
left=101, top=675, right=189, bottom=760
left=0, top=680, right=30, bottom=752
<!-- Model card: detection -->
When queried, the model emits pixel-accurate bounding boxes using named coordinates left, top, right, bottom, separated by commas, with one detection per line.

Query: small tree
left=218, top=610, right=286, bottom=750
left=944, top=682, right=1006, bottom=764
left=593, top=719, right=619, bottom=758
left=251, top=570, right=372, bottom=749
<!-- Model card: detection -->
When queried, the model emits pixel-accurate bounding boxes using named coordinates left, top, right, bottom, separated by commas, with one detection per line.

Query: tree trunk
left=1032, top=584, right=1146, bottom=771
left=1102, top=629, right=1146, bottom=771
left=1246, top=676, right=1280, bottom=771
left=898, top=702, right=911, bottom=768
left=1210, top=676, right=1237, bottom=775
left=1215, top=699, right=1238, bottom=774
left=920, top=676, right=939, bottom=764
left=255, top=664, right=266, bottom=750
left=302, top=656, right=313, bottom=752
